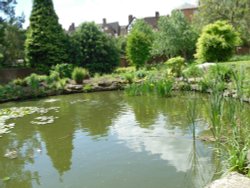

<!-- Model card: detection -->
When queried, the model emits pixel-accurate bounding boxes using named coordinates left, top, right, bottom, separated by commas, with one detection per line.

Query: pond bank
left=1, top=76, right=250, bottom=104
left=205, top=172, right=250, bottom=188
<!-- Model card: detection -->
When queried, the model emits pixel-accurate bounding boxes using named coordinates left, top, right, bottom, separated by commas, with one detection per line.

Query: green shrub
left=12, top=78, right=27, bottom=86
left=72, top=67, right=89, bottom=84
left=155, top=80, right=173, bottom=97
left=122, top=73, right=135, bottom=84
left=183, top=64, right=203, bottom=78
left=165, top=56, right=185, bottom=77
left=83, top=84, right=92, bottom=92
left=46, top=71, right=60, bottom=85
left=135, top=69, right=147, bottom=79
left=207, top=64, right=233, bottom=82
left=115, top=67, right=135, bottom=74
left=126, top=31, right=151, bottom=69
left=72, top=22, right=120, bottom=74
left=52, top=63, right=74, bottom=78
left=25, top=74, right=40, bottom=89
left=195, top=21, right=241, bottom=62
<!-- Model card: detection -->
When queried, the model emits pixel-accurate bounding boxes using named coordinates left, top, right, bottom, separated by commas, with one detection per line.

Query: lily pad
left=4, top=149, right=18, bottom=159
left=0, top=106, right=60, bottom=137
left=31, top=116, right=58, bottom=125
left=44, top=99, right=60, bottom=103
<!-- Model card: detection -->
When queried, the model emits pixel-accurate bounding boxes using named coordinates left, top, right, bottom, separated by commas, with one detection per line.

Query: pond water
left=0, top=91, right=226, bottom=188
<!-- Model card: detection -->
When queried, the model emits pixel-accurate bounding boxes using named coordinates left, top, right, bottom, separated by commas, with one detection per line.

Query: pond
left=0, top=91, right=228, bottom=188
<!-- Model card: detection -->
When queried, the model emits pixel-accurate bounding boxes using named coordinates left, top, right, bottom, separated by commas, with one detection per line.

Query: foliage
left=24, top=73, right=40, bottom=90
left=115, top=66, right=135, bottom=74
left=72, top=67, right=89, bottom=84
left=229, top=55, right=250, bottom=62
left=65, top=34, right=82, bottom=65
left=207, top=64, right=234, bottom=82
left=130, top=19, right=154, bottom=42
left=72, top=22, right=119, bottom=74
left=125, top=79, right=173, bottom=97
left=193, top=0, right=250, bottom=44
left=25, top=0, right=68, bottom=73
left=52, top=63, right=74, bottom=78
left=0, top=24, right=25, bottom=66
left=12, top=78, right=27, bottom=86
left=126, top=31, right=151, bottom=69
left=195, top=21, right=241, bottom=62
left=183, top=64, right=203, bottom=78
left=152, top=11, right=198, bottom=59
left=165, top=56, right=185, bottom=77
left=122, top=73, right=135, bottom=84
left=0, top=0, right=25, bottom=67
left=116, top=36, right=127, bottom=56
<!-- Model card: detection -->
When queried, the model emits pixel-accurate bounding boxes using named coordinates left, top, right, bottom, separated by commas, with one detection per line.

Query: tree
left=25, top=0, right=68, bottom=73
left=152, top=10, right=198, bottom=59
left=193, top=0, right=250, bottom=44
left=72, top=22, right=119, bottom=74
left=126, top=19, right=153, bottom=68
left=130, top=19, right=154, bottom=42
left=2, top=24, right=25, bottom=66
left=195, top=21, right=241, bottom=62
left=126, top=31, right=151, bottom=69
left=0, top=0, right=25, bottom=66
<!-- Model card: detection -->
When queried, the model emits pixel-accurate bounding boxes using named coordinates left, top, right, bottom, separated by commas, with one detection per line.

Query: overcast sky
left=16, top=0, right=198, bottom=29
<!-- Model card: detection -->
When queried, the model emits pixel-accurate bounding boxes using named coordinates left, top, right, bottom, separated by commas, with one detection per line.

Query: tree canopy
left=152, top=10, right=198, bottom=59
left=0, top=0, right=25, bottom=66
left=126, top=19, right=153, bottom=68
left=72, top=22, right=120, bottom=74
left=194, top=0, right=250, bottom=44
left=25, top=0, right=68, bottom=73
left=195, top=20, right=241, bottom=62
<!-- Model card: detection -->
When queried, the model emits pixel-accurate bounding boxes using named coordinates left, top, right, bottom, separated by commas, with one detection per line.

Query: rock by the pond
left=64, top=84, right=83, bottom=93
left=205, top=172, right=250, bottom=188
left=197, top=62, right=216, bottom=71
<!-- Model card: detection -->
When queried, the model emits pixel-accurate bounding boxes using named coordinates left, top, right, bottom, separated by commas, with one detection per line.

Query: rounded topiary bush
left=72, top=67, right=89, bottom=84
left=195, top=21, right=241, bottom=62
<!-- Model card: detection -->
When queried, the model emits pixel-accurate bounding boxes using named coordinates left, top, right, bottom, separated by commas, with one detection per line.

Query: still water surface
left=0, top=91, right=223, bottom=188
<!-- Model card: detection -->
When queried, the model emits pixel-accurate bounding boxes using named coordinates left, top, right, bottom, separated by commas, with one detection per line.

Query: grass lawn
left=221, top=60, right=250, bottom=81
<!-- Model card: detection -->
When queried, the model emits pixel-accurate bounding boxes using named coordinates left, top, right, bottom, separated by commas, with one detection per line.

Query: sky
left=15, top=0, right=198, bottom=30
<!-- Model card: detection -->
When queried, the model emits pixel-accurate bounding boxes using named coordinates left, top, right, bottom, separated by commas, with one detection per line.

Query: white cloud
left=110, top=110, right=211, bottom=173
left=16, top=0, right=198, bottom=29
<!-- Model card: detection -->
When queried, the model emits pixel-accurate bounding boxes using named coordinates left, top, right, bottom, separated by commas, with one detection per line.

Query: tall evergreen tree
left=25, top=0, right=68, bottom=73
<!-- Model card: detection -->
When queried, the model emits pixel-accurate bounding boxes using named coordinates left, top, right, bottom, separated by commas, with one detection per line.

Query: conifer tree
left=25, top=0, right=68, bottom=72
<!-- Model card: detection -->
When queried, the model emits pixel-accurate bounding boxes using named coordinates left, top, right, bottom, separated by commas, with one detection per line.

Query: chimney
left=128, top=15, right=133, bottom=24
left=68, top=23, right=75, bottom=32
left=155, top=11, right=160, bottom=18
left=103, top=18, right=107, bottom=25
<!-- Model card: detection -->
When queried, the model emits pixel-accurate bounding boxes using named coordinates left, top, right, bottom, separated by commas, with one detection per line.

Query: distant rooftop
left=176, top=3, right=198, bottom=10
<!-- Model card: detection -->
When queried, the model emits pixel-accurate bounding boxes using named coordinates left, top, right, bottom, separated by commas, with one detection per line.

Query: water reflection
left=0, top=92, right=227, bottom=188
left=111, top=110, right=212, bottom=173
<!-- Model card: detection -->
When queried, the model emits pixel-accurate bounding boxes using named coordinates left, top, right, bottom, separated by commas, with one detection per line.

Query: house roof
left=176, top=3, right=197, bottom=10
left=143, top=16, right=159, bottom=28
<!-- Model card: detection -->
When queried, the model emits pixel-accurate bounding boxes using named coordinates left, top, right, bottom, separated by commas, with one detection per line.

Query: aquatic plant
left=0, top=107, right=60, bottom=137
left=72, top=67, right=89, bottom=84
left=125, top=79, right=173, bottom=97
left=155, top=79, right=173, bottom=97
